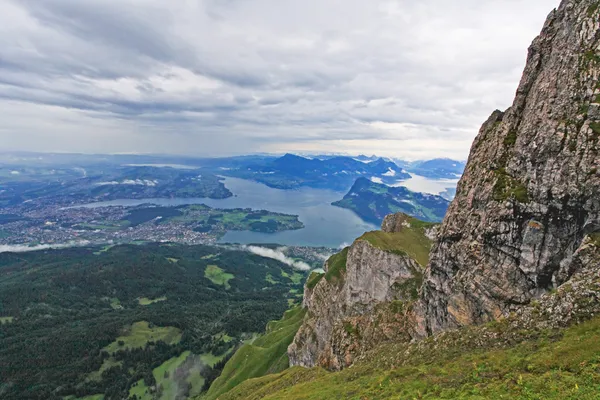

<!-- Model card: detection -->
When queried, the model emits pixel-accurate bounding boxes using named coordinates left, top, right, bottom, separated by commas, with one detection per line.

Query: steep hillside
left=201, top=307, right=306, bottom=400
left=288, top=213, right=437, bottom=370
left=216, top=235, right=600, bottom=399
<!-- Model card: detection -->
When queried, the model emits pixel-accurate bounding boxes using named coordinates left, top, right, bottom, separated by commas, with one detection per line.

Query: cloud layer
left=0, top=0, right=558, bottom=159
left=245, top=245, right=312, bottom=271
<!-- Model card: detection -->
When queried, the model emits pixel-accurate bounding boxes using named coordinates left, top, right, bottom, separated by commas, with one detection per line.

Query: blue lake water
left=78, top=175, right=458, bottom=248
left=78, top=177, right=377, bottom=248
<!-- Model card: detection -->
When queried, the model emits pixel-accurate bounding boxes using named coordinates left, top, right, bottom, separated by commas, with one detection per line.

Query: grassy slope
left=220, top=315, right=600, bottom=399
left=323, top=247, right=349, bottom=282
left=358, top=218, right=435, bottom=267
left=202, top=307, right=307, bottom=400
left=204, top=265, right=235, bottom=289
left=103, top=321, right=181, bottom=353
left=320, top=216, right=434, bottom=287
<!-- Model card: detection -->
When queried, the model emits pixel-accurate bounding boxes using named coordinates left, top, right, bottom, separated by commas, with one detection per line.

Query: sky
left=0, top=0, right=559, bottom=160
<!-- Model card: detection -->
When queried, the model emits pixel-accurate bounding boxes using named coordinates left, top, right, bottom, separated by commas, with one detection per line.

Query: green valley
left=0, top=243, right=309, bottom=400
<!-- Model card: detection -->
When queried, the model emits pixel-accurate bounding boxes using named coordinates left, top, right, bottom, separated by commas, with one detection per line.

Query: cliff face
left=419, top=0, right=600, bottom=335
left=289, top=214, right=434, bottom=369
left=290, top=0, right=600, bottom=373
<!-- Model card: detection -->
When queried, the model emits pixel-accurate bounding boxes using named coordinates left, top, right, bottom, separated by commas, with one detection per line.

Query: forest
left=0, top=243, right=308, bottom=400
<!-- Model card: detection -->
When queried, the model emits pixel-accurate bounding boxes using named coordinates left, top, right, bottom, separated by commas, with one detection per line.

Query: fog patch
left=244, top=245, right=311, bottom=271
left=0, top=241, right=91, bottom=253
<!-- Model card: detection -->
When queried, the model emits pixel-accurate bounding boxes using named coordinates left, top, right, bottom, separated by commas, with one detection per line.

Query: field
left=129, top=350, right=230, bottom=400
left=64, top=395, right=105, bottom=400
left=0, top=316, right=14, bottom=324
left=103, top=321, right=182, bottom=353
left=204, top=265, right=235, bottom=289
left=138, top=296, right=167, bottom=306
left=87, top=358, right=123, bottom=382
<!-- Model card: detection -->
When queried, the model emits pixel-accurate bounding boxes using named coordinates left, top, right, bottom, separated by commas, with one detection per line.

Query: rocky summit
left=288, top=0, right=600, bottom=373
left=289, top=214, right=437, bottom=369
left=419, top=0, right=599, bottom=335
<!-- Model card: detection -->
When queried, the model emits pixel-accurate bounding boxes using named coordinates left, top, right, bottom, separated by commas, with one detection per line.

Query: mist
left=244, top=245, right=312, bottom=271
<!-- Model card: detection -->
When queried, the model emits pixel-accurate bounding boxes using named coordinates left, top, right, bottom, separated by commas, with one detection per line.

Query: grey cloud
left=0, top=0, right=560, bottom=159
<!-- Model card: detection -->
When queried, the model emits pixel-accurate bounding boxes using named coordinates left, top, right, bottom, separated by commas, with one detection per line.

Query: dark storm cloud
left=0, top=0, right=559, bottom=158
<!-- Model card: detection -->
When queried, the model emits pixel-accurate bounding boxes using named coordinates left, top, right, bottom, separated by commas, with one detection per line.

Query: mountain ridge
left=283, top=0, right=600, bottom=388
left=332, top=177, right=450, bottom=224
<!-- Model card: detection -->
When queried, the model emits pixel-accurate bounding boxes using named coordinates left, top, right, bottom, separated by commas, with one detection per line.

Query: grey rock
left=420, top=0, right=600, bottom=335
left=289, top=224, right=424, bottom=369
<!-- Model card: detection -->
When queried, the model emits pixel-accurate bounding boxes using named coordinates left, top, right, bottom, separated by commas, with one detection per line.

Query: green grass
left=201, top=307, right=307, bottom=400
left=64, top=395, right=105, bottom=400
left=213, top=332, right=234, bottom=343
left=0, top=316, right=14, bottom=324
left=93, top=244, right=116, bottom=255
left=103, top=321, right=182, bottom=354
left=204, top=265, right=235, bottom=289
left=358, top=225, right=433, bottom=267
left=138, top=296, right=167, bottom=306
left=281, top=270, right=304, bottom=284
left=324, top=247, right=350, bottom=283
left=166, top=257, right=179, bottom=263
left=219, top=315, right=600, bottom=400
left=265, top=273, right=278, bottom=284
left=128, top=379, right=152, bottom=400
left=306, top=271, right=325, bottom=289
left=200, top=348, right=235, bottom=368
left=63, top=394, right=104, bottom=400
left=493, top=169, right=530, bottom=203
left=129, top=351, right=210, bottom=399
left=109, top=297, right=123, bottom=310
left=153, top=351, right=191, bottom=400
left=503, top=130, right=518, bottom=146
left=87, top=358, right=122, bottom=382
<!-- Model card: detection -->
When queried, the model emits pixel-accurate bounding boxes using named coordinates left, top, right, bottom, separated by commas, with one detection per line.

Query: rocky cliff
left=290, top=0, right=600, bottom=372
left=419, top=0, right=600, bottom=335
left=288, top=214, right=436, bottom=369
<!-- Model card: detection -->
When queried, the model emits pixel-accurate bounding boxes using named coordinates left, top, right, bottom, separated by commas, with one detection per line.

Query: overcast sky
left=0, top=0, right=558, bottom=160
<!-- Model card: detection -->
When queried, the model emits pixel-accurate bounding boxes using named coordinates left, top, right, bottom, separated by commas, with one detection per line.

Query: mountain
left=332, top=177, right=450, bottom=224
left=208, top=1, right=600, bottom=397
left=405, top=158, right=466, bottom=179
left=224, top=154, right=411, bottom=191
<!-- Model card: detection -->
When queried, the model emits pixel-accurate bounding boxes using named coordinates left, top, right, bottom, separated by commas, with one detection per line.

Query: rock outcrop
left=290, top=0, right=600, bottom=373
left=420, top=0, right=600, bottom=335
left=288, top=214, right=434, bottom=369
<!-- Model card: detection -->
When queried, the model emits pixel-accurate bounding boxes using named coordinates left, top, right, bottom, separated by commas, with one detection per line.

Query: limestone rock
left=420, top=0, right=600, bottom=335
left=288, top=214, right=430, bottom=369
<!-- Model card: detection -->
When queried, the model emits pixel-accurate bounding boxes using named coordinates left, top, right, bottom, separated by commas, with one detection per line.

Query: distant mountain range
left=0, top=151, right=466, bottom=195
left=402, top=158, right=466, bottom=179
left=332, top=177, right=450, bottom=225
left=224, top=154, right=411, bottom=191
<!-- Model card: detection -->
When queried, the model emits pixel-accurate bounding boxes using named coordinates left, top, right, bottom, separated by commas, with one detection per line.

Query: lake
left=78, top=177, right=376, bottom=248
left=77, top=175, right=458, bottom=248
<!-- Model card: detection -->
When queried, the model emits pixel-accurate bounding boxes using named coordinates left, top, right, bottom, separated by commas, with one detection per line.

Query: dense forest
left=0, top=243, right=308, bottom=400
